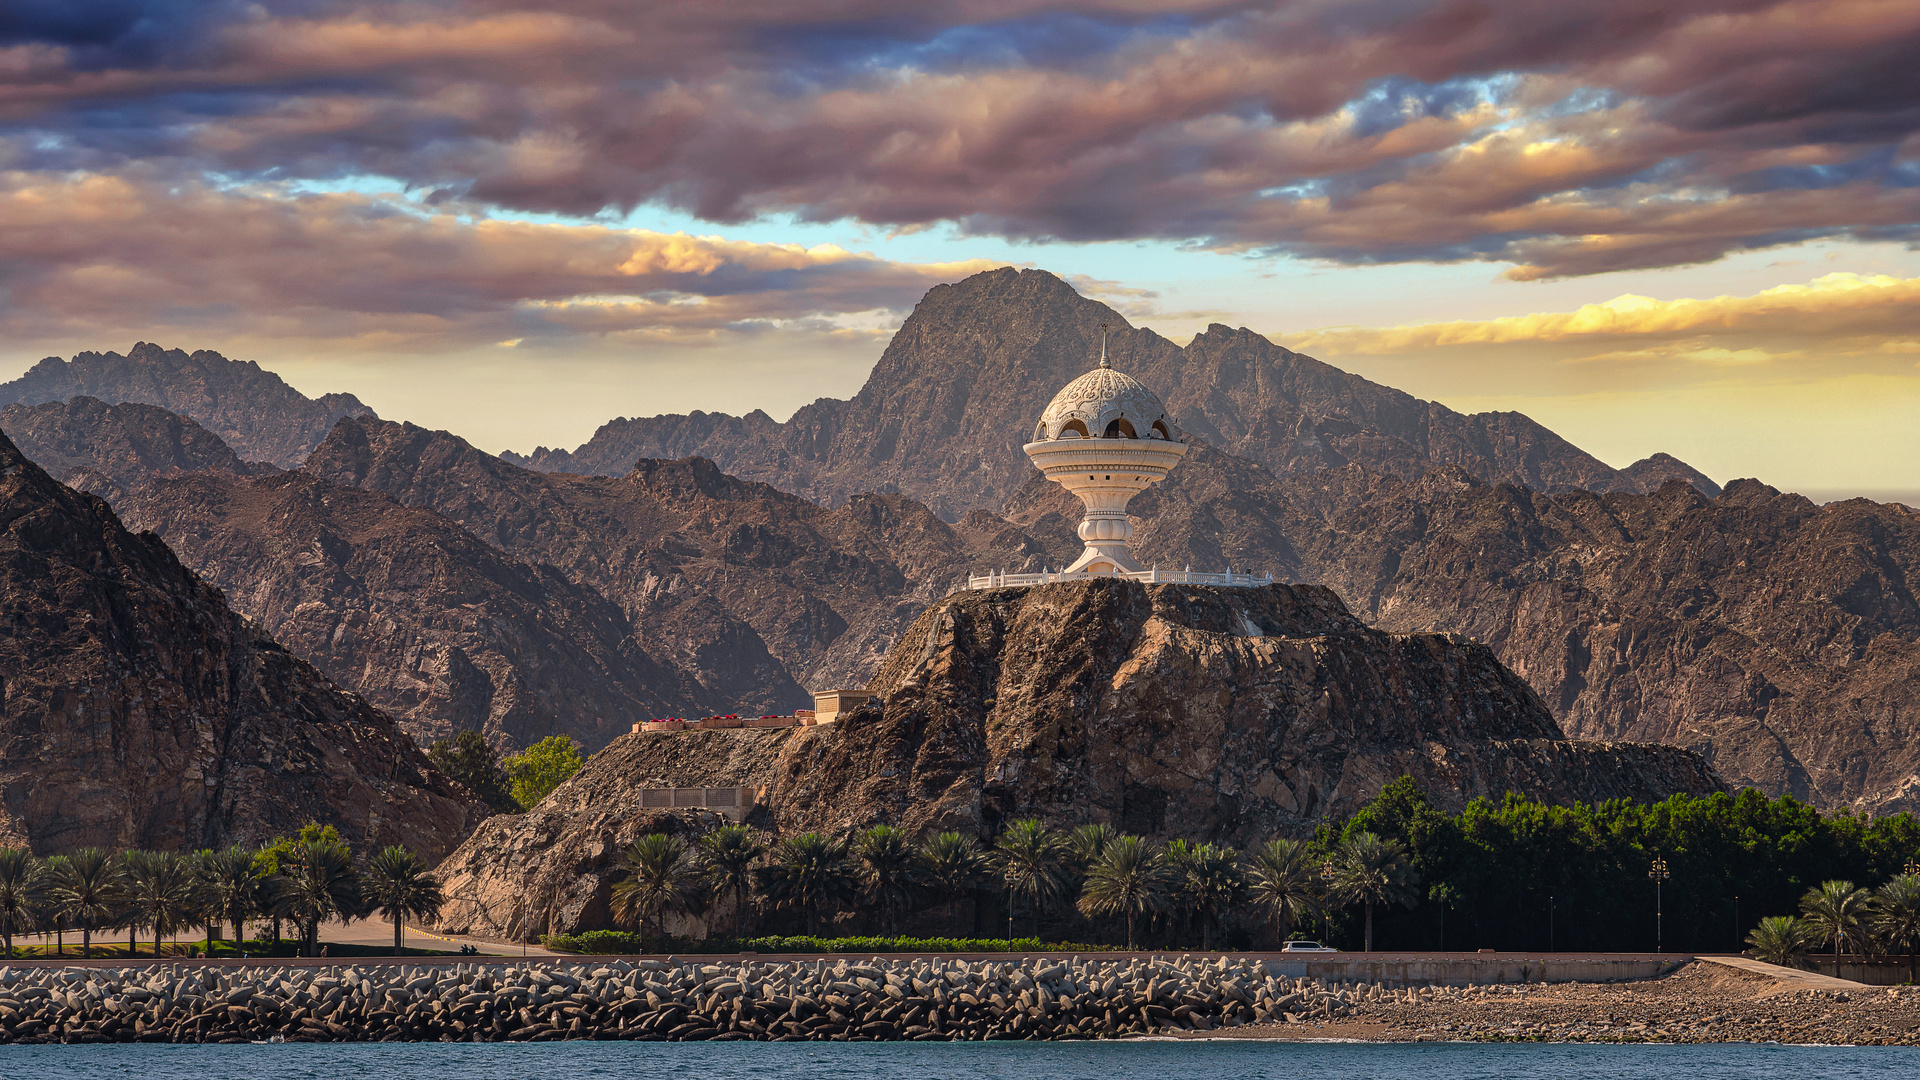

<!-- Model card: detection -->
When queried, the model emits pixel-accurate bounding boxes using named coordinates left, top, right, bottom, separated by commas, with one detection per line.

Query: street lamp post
left=1548, top=895, right=1555, bottom=953
left=1320, top=860, right=1337, bottom=946
left=1733, top=894, right=1740, bottom=952
left=1648, top=857, right=1671, bottom=954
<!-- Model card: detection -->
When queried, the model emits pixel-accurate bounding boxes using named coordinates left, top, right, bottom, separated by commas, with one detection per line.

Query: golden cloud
left=1281, top=272, right=1920, bottom=355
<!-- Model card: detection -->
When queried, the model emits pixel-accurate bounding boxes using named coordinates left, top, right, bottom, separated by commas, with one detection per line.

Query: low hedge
left=538, top=931, right=1113, bottom=955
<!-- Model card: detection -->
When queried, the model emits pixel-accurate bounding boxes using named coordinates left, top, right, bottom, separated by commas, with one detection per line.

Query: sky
left=1, top=1, right=1917, bottom=497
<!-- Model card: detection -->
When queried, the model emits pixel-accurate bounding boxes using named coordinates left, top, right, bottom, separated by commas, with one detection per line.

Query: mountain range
left=5, top=266, right=1917, bottom=818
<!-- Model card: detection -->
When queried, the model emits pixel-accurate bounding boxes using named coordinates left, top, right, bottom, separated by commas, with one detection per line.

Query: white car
left=1280, top=940, right=1338, bottom=953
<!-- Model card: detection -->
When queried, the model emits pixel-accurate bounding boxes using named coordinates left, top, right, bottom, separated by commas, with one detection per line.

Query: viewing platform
left=967, top=566, right=1274, bottom=590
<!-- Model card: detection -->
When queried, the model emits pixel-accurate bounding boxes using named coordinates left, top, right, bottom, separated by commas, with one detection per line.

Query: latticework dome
left=1032, top=361, right=1173, bottom=443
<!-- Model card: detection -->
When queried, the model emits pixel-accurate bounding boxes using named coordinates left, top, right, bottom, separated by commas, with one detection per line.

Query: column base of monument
left=1063, top=542, right=1143, bottom=574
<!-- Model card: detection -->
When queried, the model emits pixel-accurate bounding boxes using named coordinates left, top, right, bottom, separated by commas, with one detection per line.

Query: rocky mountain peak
left=1, top=343, right=376, bottom=468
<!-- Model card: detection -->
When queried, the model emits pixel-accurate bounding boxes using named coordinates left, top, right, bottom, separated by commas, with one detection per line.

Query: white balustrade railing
left=966, top=566, right=1273, bottom=590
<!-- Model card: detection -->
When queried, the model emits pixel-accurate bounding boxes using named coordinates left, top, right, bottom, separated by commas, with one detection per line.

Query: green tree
left=0, top=849, right=44, bottom=960
left=46, top=847, right=124, bottom=958
left=996, top=819, right=1068, bottom=943
left=1165, top=841, right=1244, bottom=950
left=1747, top=914, right=1817, bottom=967
left=611, top=834, right=702, bottom=948
left=281, top=836, right=361, bottom=956
left=256, top=824, right=346, bottom=947
left=757, top=832, right=856, bottom=937
left=197, top=846, right=266, bottom=945
left=1077, top=835, right=1169, bottom=949
left=1066, top=824, right=1114, bottom=875
left=503, top=735, right=584, bottom=811
left=122, top=851, right=201, bottom=957
left=1247, top=838, right=1321, bottom=942
left=364, top=846, right=445, bottom=956
left=1799, top=879, right=1871, bottom=957
left=855, top=826, right=919, bottom=937
left=1871, top=873, right=1920, bottom=981
left=40, top=855, right=70, bottom=956
left=699, top=825, right=766, bottom=939
left=427, top=731, right=518, bottom=814
left=917, top=832, right=989, bottom=936
left=1328, top=831, right=1420, bottom=952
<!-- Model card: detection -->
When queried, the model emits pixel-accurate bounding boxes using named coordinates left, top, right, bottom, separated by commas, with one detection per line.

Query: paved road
left=315, top=917, right=555, bottom=958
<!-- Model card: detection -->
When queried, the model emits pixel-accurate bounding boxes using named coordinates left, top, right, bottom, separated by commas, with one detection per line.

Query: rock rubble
left=0, top=955, right=1385, bottom=1044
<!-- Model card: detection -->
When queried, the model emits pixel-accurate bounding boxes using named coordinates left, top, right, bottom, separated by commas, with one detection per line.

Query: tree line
left=589, top=781, right=1920, bottom=956
left=604, top=821, right=1409, bottom=953
left=0, top=826, right=444, bottom=959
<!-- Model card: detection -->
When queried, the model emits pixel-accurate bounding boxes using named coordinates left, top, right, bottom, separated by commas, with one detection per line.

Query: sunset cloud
left=0, top=170, right=996, bottom=351
left=0, top=1, right=1914, bottom=275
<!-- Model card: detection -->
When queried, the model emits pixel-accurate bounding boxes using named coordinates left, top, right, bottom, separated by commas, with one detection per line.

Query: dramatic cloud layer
left=0, top=170, right=993, bottom=349
left=3, top=0, right=1917, bottom=276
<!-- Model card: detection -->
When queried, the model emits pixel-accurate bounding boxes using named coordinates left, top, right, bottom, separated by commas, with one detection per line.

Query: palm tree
left=611, top=834, right=702, bottom=949
left=1871, top=873, right=1920, bottom=982
left=363, top=846, right=444, bottom=956
left=756, top=832, right=856, bottom=937
left=1168, top=840, right=1244, bottom=950
left=0, top=848, right=44, bottom=960
left=1326, top=831, right=1420, bottom=952
left=1747, top=914, right=1817, bottom=967
left=855, top=826, right=918, bottom=937
left=1066, top=824, right=1114, bottom=874
left=197, top=846, right=264, bottom=947
left=699, top=825, right=765, bottom=940
left=46, top=847, right=124, bottom=958
left=281, top=837, right=361, bottom=956
left=917, top=832, right=988, bottom=935
left=1077, top=835, right=1170, bottom=949
left=996, top=819, right=1068, bottom=943
left=40, top=855, right=70, bottom=956
left=1799, top=879, right=1871, bottom=958
left=1247, top=838, right=1321, bottom=942
left=122, top=851, right=201, bottom=957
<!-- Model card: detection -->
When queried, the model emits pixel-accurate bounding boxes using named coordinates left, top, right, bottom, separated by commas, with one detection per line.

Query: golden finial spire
left=1099, top=323, right=1111, bottom=369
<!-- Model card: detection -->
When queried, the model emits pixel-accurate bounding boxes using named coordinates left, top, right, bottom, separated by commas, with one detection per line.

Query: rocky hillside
left=0, top=429, right=481, bottom=857
left=116, top=470, right=722, bottom=752
left=769, top=580, right=1721, bottom=841
left=1275, top=468, right=1920, bottom=814
left=0, top=342, right=374, bottom=468
left=305, top=415, right=1063, bottom=701
left=434, top=729, right=787, bottom=939
left=433, top=579, right=1718, bottom=937
left=511, top=269, right=1715, bottom=516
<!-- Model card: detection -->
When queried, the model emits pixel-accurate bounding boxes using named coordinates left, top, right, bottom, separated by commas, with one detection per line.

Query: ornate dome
left=1032, top=360, right=1173, bottom=443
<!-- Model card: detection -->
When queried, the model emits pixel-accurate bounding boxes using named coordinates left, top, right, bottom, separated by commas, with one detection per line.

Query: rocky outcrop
left=434, top=581, right=1716, bottom=927
left=434, top=729, right=788, bottom=939
left=0, top=428, right=481, bottom=857
left=512, top=268, right=1715, bottom=513
left=0, top=396, right=275, bottom=503
left=116, top=469, right=722, bottom=752
left=0, top=342, right=375, bottom=468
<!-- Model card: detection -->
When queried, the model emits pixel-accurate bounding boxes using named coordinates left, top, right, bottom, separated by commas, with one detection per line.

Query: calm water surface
left=0, top=1040, right=1915, bottom=1080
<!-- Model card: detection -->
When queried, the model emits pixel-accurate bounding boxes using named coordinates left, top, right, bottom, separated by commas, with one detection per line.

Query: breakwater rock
left=0, top=955, right=1386, bottom=1043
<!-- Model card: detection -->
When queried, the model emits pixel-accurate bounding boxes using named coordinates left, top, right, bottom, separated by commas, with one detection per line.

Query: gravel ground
left=1212, top=961, right=1920, bottom=1045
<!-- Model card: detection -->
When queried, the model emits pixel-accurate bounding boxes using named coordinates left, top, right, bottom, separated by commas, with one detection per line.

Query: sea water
left=1, top=1040, right=1916, bottom=1080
